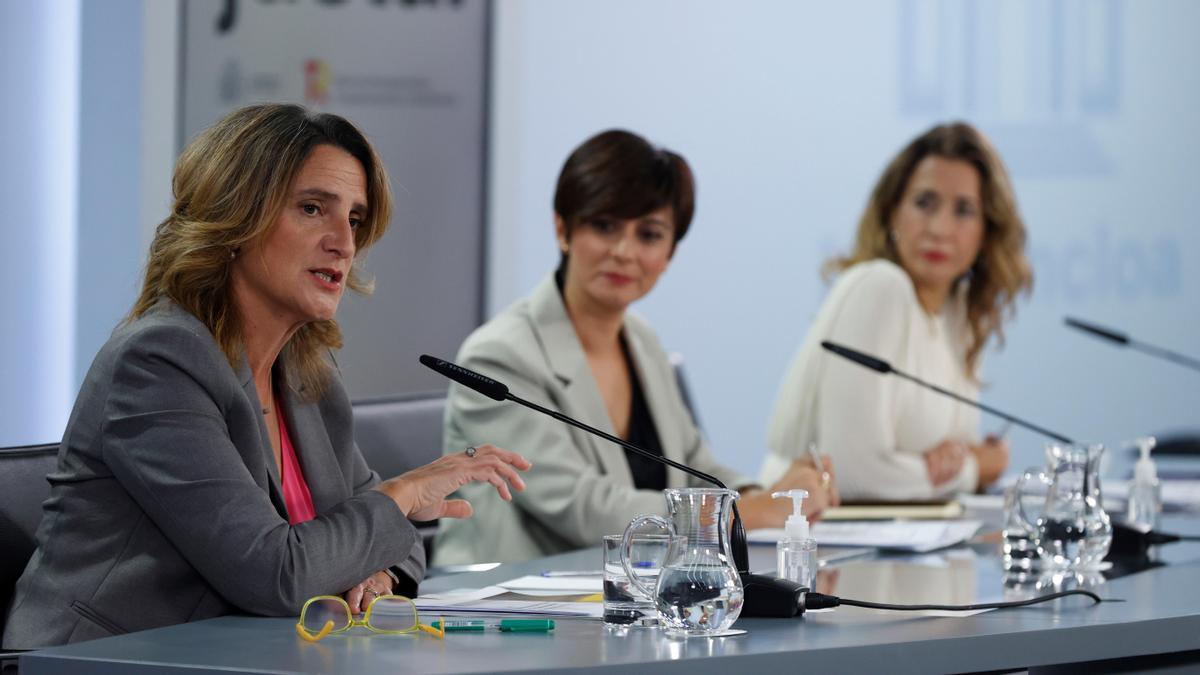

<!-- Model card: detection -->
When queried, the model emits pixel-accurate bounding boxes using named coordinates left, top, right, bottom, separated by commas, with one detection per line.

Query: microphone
left=1065, top=316, right=1200, bottom=374
left=820, top=341, right=1075, bottom=445
left=420, top=354, right=805, bottom=617
left=420, top=354, right=509, bottom=401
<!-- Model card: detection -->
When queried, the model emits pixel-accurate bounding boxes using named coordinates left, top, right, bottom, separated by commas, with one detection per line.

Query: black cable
left=803, top=589, right=1108, bottom=613
left=1145, top=531, right=1200, bottom=545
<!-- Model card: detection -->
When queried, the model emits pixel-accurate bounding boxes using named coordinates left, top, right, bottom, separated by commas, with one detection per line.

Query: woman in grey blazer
left=2, top=104, right=529, bottom=649
left=434, top=130, right=837, bottom=566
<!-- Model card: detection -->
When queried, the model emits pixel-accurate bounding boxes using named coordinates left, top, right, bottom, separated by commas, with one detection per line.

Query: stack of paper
left=496, top=575, right=602, bottom=596
left=823, top=501, right=965, bottom=520
left=749, top=519, right=983, bottom=553
left=414, top=586, right=603, bottom=619
left=1102, top=479, right=1200, bottom=511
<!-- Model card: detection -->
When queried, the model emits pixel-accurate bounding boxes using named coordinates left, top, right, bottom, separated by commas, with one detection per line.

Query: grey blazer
left=2, top=303, right=424, bottom=649
left=433, top=276, right=752, bottom=566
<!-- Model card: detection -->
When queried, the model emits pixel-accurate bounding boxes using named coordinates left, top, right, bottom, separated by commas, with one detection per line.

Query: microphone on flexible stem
left=819, top=343, right=1200, bottom=567
left=1065, top=317, right=1200, bottom=374
left=419, top=354, right=807, bottom=618
left=1064, top=317, right=1200, bottom=457
left=820, top=341, right=1075, bottom=444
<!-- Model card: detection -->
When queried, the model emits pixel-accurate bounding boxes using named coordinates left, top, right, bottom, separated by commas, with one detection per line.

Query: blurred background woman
left=435, top=129, right=836, bottom=566
left=761, top=122, right=1032, bottom=501
left=3, top=104, right=529, bottom=649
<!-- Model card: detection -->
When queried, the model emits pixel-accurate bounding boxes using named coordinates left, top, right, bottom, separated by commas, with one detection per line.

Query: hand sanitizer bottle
left=772, top=489, right=817, bottom=590
left=1126, top=437, right=1161, bottom=532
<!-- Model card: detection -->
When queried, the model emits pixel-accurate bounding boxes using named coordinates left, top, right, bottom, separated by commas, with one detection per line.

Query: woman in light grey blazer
left=434, top=130, right=837, bottom=566
left=2, top=104, right=529, bottom=649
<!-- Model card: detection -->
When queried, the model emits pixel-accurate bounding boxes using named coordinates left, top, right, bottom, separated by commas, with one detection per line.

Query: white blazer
left=761, top=260, right=981, bottom=501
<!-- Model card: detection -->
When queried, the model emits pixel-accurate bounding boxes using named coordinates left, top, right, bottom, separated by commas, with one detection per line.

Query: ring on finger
left=465, top=446, right=477, bottom=458
left=364, top=588, right=379, bottom=598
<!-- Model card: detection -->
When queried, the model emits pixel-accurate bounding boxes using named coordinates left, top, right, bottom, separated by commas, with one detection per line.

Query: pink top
left=278, top=413, right=317, bottom=525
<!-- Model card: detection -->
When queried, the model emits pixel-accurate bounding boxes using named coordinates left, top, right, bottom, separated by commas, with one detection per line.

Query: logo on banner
left=305, top=60, right=331, bottom=104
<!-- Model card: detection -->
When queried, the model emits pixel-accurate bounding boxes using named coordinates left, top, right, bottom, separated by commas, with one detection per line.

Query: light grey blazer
left=433, top=276, right=752, bottom=566
left=3, top=303, right=424, bottom=649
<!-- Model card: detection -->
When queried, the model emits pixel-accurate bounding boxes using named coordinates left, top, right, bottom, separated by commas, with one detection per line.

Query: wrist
left=379, top=479, right=415, bottom=517
left=383, top=567, right=401, bottom=591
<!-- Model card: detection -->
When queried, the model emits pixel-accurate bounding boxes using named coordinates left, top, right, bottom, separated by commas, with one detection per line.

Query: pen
left=808, top=442, right=832, bottom=488
left=431, top=619, right=555, bottom=632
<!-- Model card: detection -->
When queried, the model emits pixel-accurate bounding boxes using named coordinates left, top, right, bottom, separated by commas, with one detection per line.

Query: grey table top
left=20, top=522, right=1200, bottom=674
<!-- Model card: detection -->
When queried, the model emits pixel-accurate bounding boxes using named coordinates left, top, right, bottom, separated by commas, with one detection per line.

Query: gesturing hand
left=377, top=444, right=532, bottom=522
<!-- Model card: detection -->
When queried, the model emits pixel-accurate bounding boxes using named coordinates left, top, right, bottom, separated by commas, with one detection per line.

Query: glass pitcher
left=621, top=488, right=745, bottom=636
left=1032, top=443, right=1112, bottom=570
left=1002, top=451, right=1054, bottom=572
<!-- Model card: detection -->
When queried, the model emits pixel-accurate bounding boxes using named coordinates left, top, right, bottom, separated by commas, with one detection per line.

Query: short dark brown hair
left=553, top=129, right=695, bottom=247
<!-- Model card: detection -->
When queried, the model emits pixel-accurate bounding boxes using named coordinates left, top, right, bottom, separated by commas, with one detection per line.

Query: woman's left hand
left=344, top=570, right=396, bottom=614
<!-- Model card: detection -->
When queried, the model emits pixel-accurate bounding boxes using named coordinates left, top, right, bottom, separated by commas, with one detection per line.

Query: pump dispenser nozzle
left=772, top=489, right=810, bottom=539
left=772, top=489, right=816, bottom=588
left=1127, top=436, right=1161, bottom=531
left=1133, top=437, right=1158, bottom=482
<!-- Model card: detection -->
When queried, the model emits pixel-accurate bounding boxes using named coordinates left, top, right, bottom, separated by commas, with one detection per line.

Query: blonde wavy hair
left=827, top=122, right=1033, bottom=377
left=130, top=103, right=393, bottom=396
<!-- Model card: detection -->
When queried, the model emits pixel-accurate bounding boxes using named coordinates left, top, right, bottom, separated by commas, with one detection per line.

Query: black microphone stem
left=1065, top=317, right=1200, bottom=373
left=1132, top=340, right=1200, bottom=373
left=506, top=392, right=725, bottom=487
left=505, top=391, right=751, bottom=574
left=888, top=369, right=1075, bottom=445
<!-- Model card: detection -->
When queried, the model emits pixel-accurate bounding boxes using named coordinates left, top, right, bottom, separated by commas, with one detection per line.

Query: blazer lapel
left=237, top=356, right=287, bottom=516
left=278, top=369, right=347, bottom=515
left=624, top=323, right=689, bottom=488
left=528, top=276, right=634, bottom=484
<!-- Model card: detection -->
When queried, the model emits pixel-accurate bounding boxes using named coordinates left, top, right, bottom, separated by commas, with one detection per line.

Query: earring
left=230, top=248, right=238, bottom=260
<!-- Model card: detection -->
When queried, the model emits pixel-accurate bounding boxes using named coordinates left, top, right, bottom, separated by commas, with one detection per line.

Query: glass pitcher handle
left=621, top=514, right=674, bottom=600
left=1011, top=467, right=1050, bottom=533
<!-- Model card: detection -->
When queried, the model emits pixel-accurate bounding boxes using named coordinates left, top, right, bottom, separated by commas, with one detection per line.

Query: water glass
left=602, top=533, right=679, bottom=629
left=1002, top=466, right=1051, bottom=572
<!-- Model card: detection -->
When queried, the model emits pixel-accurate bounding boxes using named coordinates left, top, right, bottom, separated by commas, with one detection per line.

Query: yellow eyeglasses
left=296, top=594, right=444, bottom=642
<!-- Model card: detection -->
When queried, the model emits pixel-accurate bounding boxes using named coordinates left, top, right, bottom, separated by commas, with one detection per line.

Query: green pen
left=432, top=619, right=555, bottom=633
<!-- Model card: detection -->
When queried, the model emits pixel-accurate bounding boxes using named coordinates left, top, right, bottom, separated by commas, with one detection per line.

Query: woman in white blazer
left=762, top=122, right=1033, bottom=501
left=435, top=130, right=837, bottom=565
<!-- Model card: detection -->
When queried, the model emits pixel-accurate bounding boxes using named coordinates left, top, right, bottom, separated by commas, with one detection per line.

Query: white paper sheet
left=414, top=585, right=603, bottom=618
left=497, top=574, right=603, bottom=594
left=749, top=520, right=983, bottom=553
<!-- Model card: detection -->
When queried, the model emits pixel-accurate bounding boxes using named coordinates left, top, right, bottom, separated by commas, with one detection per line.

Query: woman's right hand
left=376, top=444, right=531, bottom=522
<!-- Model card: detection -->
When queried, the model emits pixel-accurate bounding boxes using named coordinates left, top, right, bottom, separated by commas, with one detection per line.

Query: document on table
left=1102, top=479, right=1200, bottom=510
left=414, top=586, right=604, bottom=619
left=749, top=520, right=983, bottom=553
left=497, top=574, right=602, bottom=595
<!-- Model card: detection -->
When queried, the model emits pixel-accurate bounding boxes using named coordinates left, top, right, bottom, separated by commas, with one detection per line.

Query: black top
left=553, top=270, right=666, bottom=490
left=621, top=337, right=667, bottom=491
